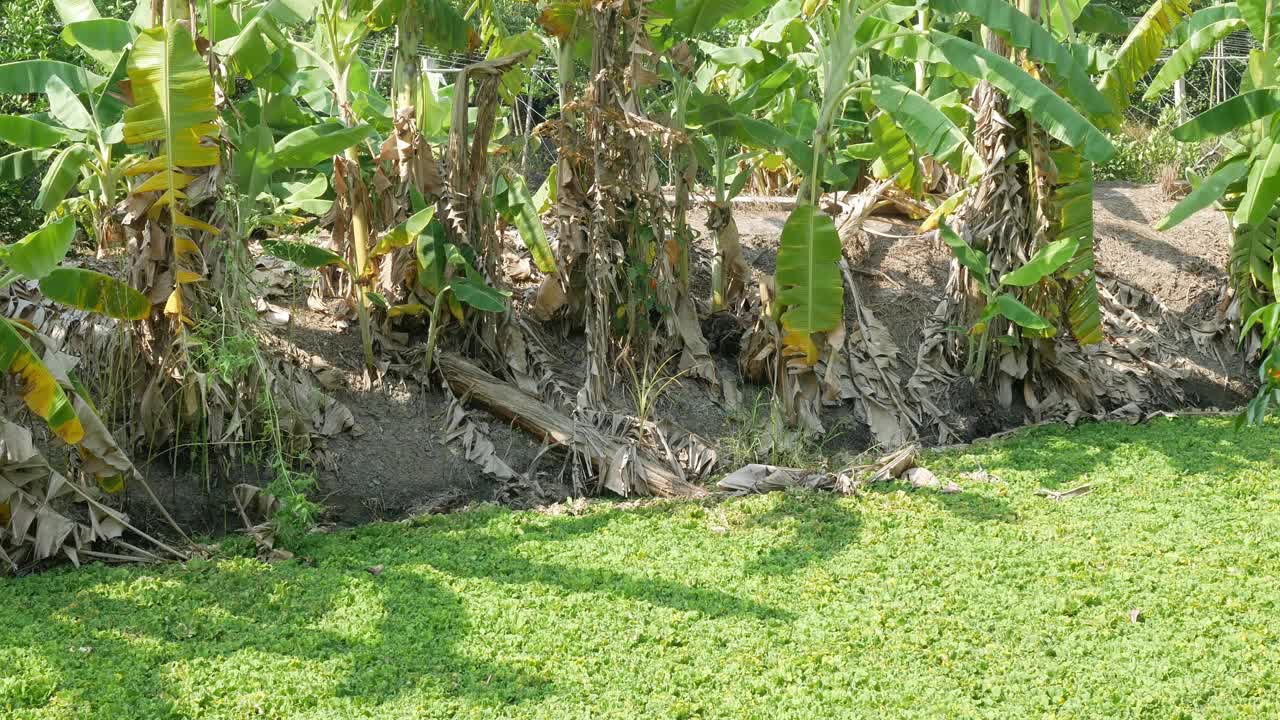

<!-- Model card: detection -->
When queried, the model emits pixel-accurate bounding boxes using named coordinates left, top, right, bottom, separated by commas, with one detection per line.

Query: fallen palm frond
left=438, top=352, right=709, bottom=498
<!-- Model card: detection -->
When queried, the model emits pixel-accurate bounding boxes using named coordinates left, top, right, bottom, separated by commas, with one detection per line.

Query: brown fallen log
left=438, top=353, right=707, bottom=498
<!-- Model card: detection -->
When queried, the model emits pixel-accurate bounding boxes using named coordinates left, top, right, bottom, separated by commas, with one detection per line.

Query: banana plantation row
left=0, top=0, right=1274, bottom=569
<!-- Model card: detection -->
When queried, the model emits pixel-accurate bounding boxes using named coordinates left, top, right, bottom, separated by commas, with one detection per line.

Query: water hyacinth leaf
left=999, top=238, right=1080, bottom=287
left=1156, top=158, right=1249, bottom=230
left=0, top=216, right=77, bottom=279
left=262, top=239, right=351, bottom=273
left=38, top=268, right=149, bottom=320
left=776, top=204, right=843, bottom=338
left=0, top=319, right=84, bottom=444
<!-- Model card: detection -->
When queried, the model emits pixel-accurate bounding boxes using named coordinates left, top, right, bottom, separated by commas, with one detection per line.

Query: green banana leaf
left=1236, top=119, right=1280, bottom=225
left=1155, top=157, right=1249, bottom=230
left=1172, top=89, right=1280, bottom=141
left=39, top=267, right=150, bottom=320
left=46, top=75, right=95, bottom=132
left=0, top=60, right=104, bottom=95
left=0, top=148, right=54, bottom=181
left=450, top=277, right=509, bottom=313
left=1238, top=0, right=1279, bottom=45
left=999, top=238, right=1080, bottom=287
left=930, top=0, right=1112, bottom=115
left=0, top=116, right=75, bottom=149
left=776, top=204, right=844, bottom=339
left=36, top=145, right=93, bottom=212
left=494, top=173, right=556, bottom=273
left=929, top=30, right=1114, bottom=163
left=1145, top=19, right=1248, bottom=100
left=262, top=239, right=352, bottom=273
left=0, top=217, right=77, bottom=279
left=1074, top=4, right=1133, bottom=35
left=60, top=19, right=136, bottom=70
left=272, top=121, right=377, bottom=169
left=868, top=76, right=978, bottom=177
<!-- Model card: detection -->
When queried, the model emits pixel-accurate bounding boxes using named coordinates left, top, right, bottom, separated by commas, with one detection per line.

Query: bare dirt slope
left=149, top=182, right=1249, bottom=531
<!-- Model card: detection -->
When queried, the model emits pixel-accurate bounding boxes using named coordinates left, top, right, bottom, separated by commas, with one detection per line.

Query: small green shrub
left=266, top=464, right=323, bottom=549
left=1096, top=107, right=1208, bottom=184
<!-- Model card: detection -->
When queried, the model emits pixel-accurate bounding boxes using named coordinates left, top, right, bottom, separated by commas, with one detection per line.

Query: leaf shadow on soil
left=6, top=507, right=792, bottom=716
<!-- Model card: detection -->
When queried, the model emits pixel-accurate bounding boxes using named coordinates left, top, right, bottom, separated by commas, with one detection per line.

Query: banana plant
left=121, top=15, right=221, bottom=328
left=0, top=216, right=148, bottom=445
left=0, top=14, right=135, bottom=247
left=1138, top=0, right=1280, bottom=420
left=940, top=225, right=1079, bottom=372
left=281, top=0, right=393, bottom=368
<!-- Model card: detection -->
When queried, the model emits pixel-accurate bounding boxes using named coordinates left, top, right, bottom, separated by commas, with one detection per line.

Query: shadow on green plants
left=4, top=505, right=791, bottom=716
left=944, top=416, right=1280, bottom=492
left=739, top=492, right=863, bottom=576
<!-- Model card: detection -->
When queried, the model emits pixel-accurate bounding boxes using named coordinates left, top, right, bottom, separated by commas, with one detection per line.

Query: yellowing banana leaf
left=0, top=216, right=77, bottom=280
left=922, top=188, right=967, bottom=232
left=39, top=267, right=150, bottom=320
left=0, top=318, right=83, bottom=444
left=1096, top=0, right=1194, bottom=120
left=1053, top=151, right=1102, bottom=344
left=123, top=25, right=217, bottom=150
